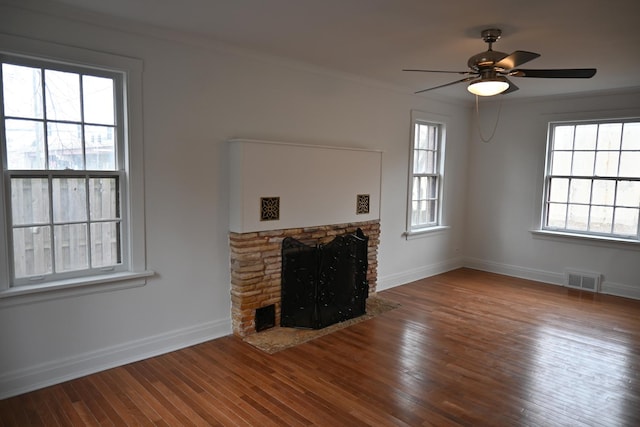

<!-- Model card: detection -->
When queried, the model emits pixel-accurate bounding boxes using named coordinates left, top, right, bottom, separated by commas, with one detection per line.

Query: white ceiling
left=50, top=0, right=640, bottom=100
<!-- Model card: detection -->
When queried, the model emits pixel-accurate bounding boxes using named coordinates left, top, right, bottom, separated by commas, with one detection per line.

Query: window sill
left=530, top=229, right=640, bottom=251
left=403, top=225, right=450, bottom=240
left=0, top=270, right=155, bottom=308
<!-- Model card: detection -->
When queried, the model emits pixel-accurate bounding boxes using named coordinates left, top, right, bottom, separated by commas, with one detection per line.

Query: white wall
left=0, top=2, right=470, bottom=397
left=228, top=140, right=382, bottom=233
left=465, top=90, right=640, bottom=298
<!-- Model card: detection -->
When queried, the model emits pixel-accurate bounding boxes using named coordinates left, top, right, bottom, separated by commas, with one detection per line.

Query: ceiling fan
left=404, top=28, right=597, bottom=96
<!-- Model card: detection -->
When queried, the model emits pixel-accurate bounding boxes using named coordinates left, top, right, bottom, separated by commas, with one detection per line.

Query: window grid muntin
left=2, top=54, right=127, bottom=286
left=410, top=120, right=442, bottom=230
left=543, top=119, right=640, bottom=240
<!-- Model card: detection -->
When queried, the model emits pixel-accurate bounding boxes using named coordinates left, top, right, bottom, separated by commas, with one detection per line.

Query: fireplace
left=228, top=139, right=382, bottom=337
left=281, top=228, right=369, bottom=329
left=229, top=221, right=379, bottom=336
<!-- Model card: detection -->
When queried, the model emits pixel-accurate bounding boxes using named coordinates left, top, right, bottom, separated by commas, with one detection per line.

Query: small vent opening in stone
left=255, top=304, right=276, bottom=332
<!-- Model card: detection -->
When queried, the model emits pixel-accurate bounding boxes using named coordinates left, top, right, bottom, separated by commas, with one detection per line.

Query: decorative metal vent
left=356, top=194, right=370, bottom=215
left=565, top=270, right=601, bottom=292
left=260, top=197, right=280, bottom=221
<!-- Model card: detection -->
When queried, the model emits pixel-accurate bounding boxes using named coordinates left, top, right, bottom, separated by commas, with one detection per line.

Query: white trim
left=0, top=318, right=232, bottom=399
left=462, top=258, right=640, bottom=301
left=462, top=257, right=565, bottom=286
left=377, top=257, right=463, bottom=291
left=403, top=225, right=450, bottom=240
left=601, top=281, right=640, bottom=300
left=0, top=270, right=154, bottom=307
left=531, top=229, right=640, bottom=251
left=227, top=138, right=383, bottom=154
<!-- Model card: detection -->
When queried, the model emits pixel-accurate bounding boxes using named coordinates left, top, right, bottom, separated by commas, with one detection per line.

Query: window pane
left=567, top=204, right=589, bottom=230
left=427, top=200, right=436, bottom=223
left=613, top=208, right=639, bottom=236
left=11, top=178, right=50, bottom=225
left=568, top=179, right=591, bottom=204
left=419, top=200, right=427, bottom=224
left=2, top=64, right=43, bottom=119
left=426, top=150, right=436, bottom=173
left=427, top=177, right=437, bottom=198
left=414, top=150, right=426, bottom=174
left=54, top=224, right=88, bottom=272
left=85, top=125, right=116, bottom=170
left=591, top=180, right=615, bottom=206
left=52, top=178, right=87, bottom=222
left=45, top=70, right=81, bottom=122
left=571, top=151, right=595, bottom=176
left=547, top=203, right=567, bottom=228
left=589, top=206, right=613, bottom=233
left=412, top=177, right=420, bottom=200
left=5, top=119, right=46, bottom=169
left=548, top=178, right=569, bottom=203
left=13, top=226, right=52, bottom=278
left=553, top=126, right=574, bottom=150
left=621, top=122, right=640, bottom=150
left=90, top=178, right=119, bottom=220
left=411, top=201, right=419, bottom=225
left=574, top=124, right=597, bottom=149
left=91, top=222, right=121, bottom=267
left=48, top=122, right=83, bottom=170
left=617, top=181, right=640, bottom=208
left=83, top=75, right=115, bottom=125
left=597, top=123, right=622, bottom=150
left=594, top=150, right=619, bottom=177
left=619, top=152, right=640, bottom=178
left=427, top=126, right=437, bottom=150
left=551, top=151, right=572, bottom=175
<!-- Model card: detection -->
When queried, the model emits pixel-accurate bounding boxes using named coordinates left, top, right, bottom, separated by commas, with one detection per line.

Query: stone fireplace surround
left=229, top=220, right=380, bottom=337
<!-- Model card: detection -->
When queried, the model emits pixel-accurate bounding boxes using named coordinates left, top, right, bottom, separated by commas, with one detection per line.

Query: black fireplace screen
left=281, top=228, right=369, bottom=329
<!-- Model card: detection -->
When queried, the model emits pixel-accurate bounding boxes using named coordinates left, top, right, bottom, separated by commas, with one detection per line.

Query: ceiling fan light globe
left=467, top=79, right=510, bottom=96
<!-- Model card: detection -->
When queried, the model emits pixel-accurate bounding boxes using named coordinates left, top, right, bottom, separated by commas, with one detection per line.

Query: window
left=407, top=112, right=445, bottom=233
left=542, top=119, right=640, bottom=241
left=0, top=35, right=150, bottom=301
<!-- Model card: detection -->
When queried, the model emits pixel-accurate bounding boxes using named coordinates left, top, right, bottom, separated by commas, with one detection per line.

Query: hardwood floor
left=2, top=268, right=639, bottom=426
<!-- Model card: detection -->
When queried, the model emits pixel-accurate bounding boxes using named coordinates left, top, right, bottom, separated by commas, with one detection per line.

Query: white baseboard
left=377, top=257, right=464, bottom=291
left=462, top=257, right=565, bottom=286
left=0, top=318, right=232, bottom=399
left=463, top=257, right=640, bottom=301
left=601, top=281, right=640, bottom=300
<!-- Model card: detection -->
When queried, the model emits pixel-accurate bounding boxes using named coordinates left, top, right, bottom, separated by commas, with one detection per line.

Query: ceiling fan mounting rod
left=481, top=28, right=502, bottom=46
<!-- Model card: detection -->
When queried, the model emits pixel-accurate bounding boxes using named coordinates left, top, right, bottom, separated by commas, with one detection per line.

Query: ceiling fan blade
left=403, top=69, right=474, bottom=75
left=502, top=78, right=519, bottom=95
left=414, top=76, right=477, bottom=94
left=494, top=50, right=541, bottom=70
left=510, top=68, right=597, bottom=78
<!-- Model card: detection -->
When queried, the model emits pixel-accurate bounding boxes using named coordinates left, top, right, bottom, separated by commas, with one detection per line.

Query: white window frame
left=0, top=34, right=152, bottom=306
left=539, top=118, right=640, bottom=244
left=405, top=111, right=447, bottom=238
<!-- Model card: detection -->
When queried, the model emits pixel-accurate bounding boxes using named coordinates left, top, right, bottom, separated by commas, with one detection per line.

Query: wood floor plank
left=2, top=268, right=640, bottom=426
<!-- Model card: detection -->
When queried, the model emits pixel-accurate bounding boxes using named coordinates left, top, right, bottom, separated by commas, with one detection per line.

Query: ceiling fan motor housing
left=468, top=50, right=509, bottom=71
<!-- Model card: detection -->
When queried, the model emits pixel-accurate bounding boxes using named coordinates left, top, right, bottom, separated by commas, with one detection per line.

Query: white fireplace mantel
left=228, top=139, right=382, bottom=233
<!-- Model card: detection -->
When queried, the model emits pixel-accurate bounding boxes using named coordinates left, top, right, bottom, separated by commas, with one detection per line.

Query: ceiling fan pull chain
left=475, top=95, right=503, bottom=143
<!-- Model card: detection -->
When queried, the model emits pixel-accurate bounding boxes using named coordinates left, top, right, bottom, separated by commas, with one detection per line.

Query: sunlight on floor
left=528, top=324, right=631, bottom=424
